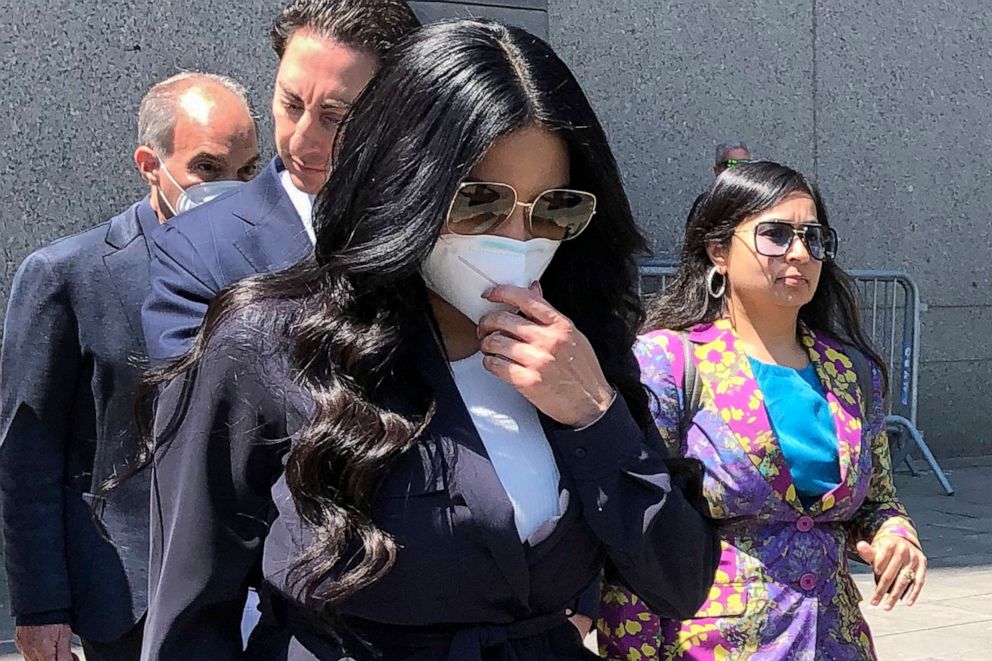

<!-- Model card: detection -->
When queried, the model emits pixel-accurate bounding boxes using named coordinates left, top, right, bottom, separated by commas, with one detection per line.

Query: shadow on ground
left=1, top=458, right=989, bottom=660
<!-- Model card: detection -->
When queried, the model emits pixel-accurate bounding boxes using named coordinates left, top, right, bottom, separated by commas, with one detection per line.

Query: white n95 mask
left=156, top=153, right=244, bottom=215
left=173, top=180, right=244, bottom=213
left=421, top=234, right=560, bottom=324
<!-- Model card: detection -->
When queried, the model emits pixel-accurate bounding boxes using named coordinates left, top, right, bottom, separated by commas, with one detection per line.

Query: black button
left=575, top=447, right=587, bottom=458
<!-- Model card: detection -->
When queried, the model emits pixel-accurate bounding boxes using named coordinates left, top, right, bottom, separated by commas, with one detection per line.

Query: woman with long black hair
left=139, top=19, right=716, bottom=661
left=598, top=162, right=926, bottom=660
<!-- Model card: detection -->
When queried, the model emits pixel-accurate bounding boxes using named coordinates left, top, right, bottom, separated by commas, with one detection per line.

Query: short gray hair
left=715, top=140, right=749, bottom=164
left=137, top=72, right=252, bottom=155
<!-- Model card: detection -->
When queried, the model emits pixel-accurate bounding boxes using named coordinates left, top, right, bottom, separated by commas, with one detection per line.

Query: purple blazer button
left=799, top=573, right=817, bottom=591
left=796, top=516, right=814, bottom=532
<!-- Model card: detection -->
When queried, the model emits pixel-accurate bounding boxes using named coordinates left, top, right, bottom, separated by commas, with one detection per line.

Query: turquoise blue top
left=748, top=358, right=841, bottom=507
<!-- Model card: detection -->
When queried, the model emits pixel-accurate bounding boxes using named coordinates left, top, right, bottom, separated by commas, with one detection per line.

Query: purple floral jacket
left=598, top=320, right=920, bottom=661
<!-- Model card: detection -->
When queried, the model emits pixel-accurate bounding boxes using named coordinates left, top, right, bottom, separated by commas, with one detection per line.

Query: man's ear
left=134, top=146, right=160, bottom=186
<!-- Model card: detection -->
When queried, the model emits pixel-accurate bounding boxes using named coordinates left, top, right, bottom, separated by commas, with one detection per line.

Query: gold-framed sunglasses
left=446, top=181, right=597, bottom=241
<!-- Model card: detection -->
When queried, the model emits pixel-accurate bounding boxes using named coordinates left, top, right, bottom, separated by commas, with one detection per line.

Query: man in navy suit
left=141, top=0, right=421, bottom=363
left=0, top=72, right=258, bottom=661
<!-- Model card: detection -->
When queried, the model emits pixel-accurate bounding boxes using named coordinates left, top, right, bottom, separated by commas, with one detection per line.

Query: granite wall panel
left=0, top=0, right=986, bottom=459
left=0, top=0, right=547, bottom=320
left=549, top=0, right=817, bottom=258
left=549, top=0, right=990, bottom=457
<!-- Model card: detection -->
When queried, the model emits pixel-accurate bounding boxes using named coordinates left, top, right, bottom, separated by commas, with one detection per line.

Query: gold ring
left=900, top=568, right=916, bottom=583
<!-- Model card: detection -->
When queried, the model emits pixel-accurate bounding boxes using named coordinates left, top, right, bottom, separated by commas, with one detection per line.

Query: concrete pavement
left=2, top=458, right=989, bottom=660
left=850, top=456, right=992, bottom=660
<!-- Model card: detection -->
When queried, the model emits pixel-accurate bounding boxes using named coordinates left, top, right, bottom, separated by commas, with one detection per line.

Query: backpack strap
left=679, top=331, right=702, bottom=437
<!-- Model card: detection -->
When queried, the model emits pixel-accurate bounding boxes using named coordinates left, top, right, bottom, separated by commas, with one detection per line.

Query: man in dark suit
left=141, top=0, right=421, bottom=363
left=0, top=72, right=258, bottom=661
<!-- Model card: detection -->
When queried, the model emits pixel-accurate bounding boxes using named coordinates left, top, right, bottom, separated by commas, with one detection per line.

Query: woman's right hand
left=477, top=284, right=616, bottom=428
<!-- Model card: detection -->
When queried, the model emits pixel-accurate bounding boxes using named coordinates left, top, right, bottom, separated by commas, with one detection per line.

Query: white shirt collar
left=278, top=169, right=317, bottom=245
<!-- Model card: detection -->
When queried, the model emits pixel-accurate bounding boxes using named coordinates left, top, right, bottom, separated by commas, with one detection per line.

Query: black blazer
left=140, top=301, right=718, bottom=661
left=140, top=157, right=313, bottom=363
left=0, top=200, right=156, bottom=642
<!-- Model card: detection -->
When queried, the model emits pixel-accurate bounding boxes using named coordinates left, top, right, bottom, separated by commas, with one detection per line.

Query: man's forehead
left=170, top=114, right=256, bottom=158
left=723, top=147, right=750, bottom=160
left=275, top=32, right=377, bottom=104
left=176, top=87, right=217, bottom=125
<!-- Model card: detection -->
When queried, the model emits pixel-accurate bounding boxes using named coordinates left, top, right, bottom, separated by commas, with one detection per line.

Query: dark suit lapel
left=103, top=201, right=151, bottom=355
left=413, top=324, right=532, bottom=605
left=231, top=158, right=314, bottom=274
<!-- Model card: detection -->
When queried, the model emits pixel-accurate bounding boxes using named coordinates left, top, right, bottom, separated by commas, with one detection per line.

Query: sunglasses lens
left=804, top=226, right=827, bottom=260
left=447, top=183, right=515, bottom=235
left=815, top=227, right=839, bottom=260
left=754, top=222, right=793, bottom=256
left=530, top=190, right=596, bottom=240
left=754, top=223, right=838, bottom=261
left=827, top=229, right=838, bottom=259
left=801, top=225, right=839, bottom=261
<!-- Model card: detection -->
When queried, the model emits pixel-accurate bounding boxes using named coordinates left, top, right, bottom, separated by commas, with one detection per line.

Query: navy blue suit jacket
left=141, top=157, right=313, bottom=363
left=140, top=301, right=718, bottom=660
left=0, top=200, right=157, bottom=642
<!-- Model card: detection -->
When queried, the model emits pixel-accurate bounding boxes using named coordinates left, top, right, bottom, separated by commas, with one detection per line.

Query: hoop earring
left=706, top=267, right=727, bottom=299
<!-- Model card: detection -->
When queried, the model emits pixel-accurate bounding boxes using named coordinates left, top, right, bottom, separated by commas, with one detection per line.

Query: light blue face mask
left=156, top=154, right=244, bottom=215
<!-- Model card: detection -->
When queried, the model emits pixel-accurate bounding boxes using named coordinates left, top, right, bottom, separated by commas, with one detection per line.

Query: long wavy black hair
left=646, top=161, right=887, bottom=388
left=142, top=19, right=649, bottom=610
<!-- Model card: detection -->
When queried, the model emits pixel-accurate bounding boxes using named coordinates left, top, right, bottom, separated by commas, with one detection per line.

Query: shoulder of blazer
left=161, top=157, right=289, bottom=244
left=103, top=200, right=146, bottom=250
left=28, top=205, right=137, bottom=271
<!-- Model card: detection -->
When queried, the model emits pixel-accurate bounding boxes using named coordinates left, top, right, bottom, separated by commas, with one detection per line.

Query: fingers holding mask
left=479, top=330, right=552, bottom=368
left=477, top=283, right=614, bottom=427
left=483, top=283, right=560, bottom=326
left=476, top=309, right=548, bottom=345
left=482, top=352, right=544, bottom=391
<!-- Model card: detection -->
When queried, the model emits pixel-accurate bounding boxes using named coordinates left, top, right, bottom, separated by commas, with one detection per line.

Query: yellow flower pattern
left=598, top=321, right=920, bottom=661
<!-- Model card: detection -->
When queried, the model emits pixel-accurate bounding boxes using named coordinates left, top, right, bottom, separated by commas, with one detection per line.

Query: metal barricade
left=637, top=259, right=954, bottom=495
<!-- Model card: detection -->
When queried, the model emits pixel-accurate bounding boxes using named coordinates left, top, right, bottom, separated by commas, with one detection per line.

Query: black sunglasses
left=744, top=221, right=839, bottom=261
left=719, top=158, right=753, bottom=169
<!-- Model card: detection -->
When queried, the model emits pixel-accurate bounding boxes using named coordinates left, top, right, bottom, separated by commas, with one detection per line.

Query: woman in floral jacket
left=599, top=162, right=926, bottom=660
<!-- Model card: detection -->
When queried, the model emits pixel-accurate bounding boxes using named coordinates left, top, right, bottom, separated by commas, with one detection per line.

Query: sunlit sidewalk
left=3, top=459, right=989, bottom=660
left=853, top=457, right=992, bottom=660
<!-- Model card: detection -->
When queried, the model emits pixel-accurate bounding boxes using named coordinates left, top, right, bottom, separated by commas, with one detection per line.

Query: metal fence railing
left=637, top=260, right=954, bottom=495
